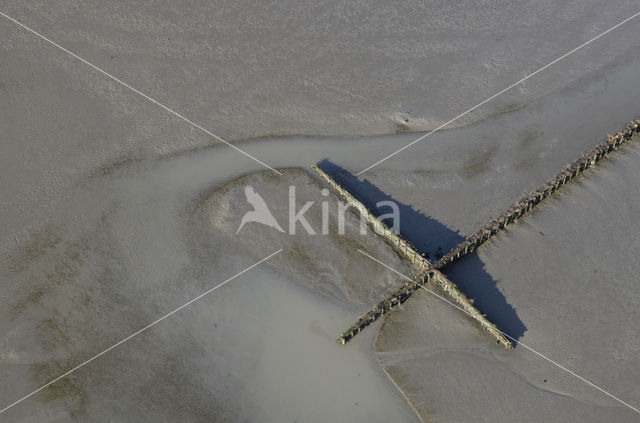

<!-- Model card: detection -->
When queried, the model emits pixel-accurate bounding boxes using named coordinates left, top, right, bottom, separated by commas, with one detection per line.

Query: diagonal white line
left=0, top=249, right=282, bottom=416
left=356, top=10, right=640, bottom=175
left=356, top=248, right=640, bottom=415
left=0, top=11, right=282, bottom=176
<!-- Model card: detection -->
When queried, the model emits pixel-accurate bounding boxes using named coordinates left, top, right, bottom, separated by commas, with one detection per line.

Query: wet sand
left=376, top=139, right=640, bottom=422
left=2, top=1, right=640, bottom=421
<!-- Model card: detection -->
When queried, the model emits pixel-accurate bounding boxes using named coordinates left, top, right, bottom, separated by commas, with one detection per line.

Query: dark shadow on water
left=318, top=159, right=527, bottom=342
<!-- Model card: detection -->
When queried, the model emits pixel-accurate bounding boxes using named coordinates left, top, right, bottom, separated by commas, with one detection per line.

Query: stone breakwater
left=340, top=117, right=640, bottom=345
left=310, top=164, right=513, bottom=349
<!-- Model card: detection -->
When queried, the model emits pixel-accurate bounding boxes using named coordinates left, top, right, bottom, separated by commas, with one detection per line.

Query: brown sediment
left=323, top=117, right=640, bottom=346
left=311, top=165, right=512, bottom=349
left=30, top=356, right=87, bottom=417
left=7, top=226, right=62, bottom=274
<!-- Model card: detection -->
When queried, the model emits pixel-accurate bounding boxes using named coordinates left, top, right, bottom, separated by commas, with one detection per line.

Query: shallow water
left=0, top=125, right=424, bottom=421
left=183, top=267, right=418, bottom=423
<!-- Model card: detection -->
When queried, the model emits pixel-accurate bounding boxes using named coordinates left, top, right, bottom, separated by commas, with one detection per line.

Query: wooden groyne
left=429, top=118, right=640, bottom=274
left=311, top=164, right=513, bottom=349
left=340, top=117, right=640, bottom=344
left=311, top=164, right=430, bottom=269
